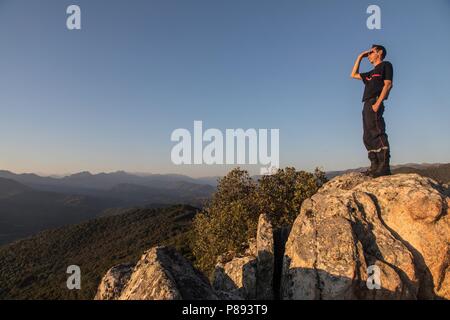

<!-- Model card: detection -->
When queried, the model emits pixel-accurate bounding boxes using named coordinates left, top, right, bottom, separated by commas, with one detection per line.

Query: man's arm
left=350, top=51, right=370, bottom=80
left=372, top=80, right=393, bottom=111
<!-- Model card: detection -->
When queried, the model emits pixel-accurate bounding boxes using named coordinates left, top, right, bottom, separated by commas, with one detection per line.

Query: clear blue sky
left=1, top=0, right=449, bottom=177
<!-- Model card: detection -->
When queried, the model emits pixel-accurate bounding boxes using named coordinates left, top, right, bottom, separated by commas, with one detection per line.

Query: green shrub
left=192, top=169, right=258, bottom=274
left=192, top=167, right=327, bottom=275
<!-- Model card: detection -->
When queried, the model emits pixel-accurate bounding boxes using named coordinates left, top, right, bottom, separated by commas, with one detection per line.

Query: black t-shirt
left=360, top=61, right=393, bottom=102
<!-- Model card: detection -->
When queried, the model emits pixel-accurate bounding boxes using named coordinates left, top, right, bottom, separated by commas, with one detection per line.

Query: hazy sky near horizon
left=1, top=0, right=449, bottom=177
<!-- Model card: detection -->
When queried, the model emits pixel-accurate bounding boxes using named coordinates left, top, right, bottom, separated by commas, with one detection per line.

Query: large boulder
left=281, top=173, right=450, bottom=300
left=213, top=256, right=257, bottom=300
left=256, top=213, right=274, bottom=300
left=213, top=214, right=276, bottom=300
left=96, top=246, right=218, bottom=300
left=352, top=174, right=450, bottom=299
left=94, top=263, right=134, bottom=300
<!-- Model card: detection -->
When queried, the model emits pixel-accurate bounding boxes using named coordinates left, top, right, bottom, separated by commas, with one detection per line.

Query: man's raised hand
left=360, top=50, right=371, bottom=58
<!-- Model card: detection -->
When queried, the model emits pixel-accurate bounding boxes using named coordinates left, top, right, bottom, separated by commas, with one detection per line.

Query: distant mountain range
left=0, top=169, right=218, bottom=191
left=325, top=162, right=450, bottom=183
left=0, top=177, right=119, bottom=245
left=0, top=163, right=448, bottom=246
left=0, top=171, right=216, bottom=245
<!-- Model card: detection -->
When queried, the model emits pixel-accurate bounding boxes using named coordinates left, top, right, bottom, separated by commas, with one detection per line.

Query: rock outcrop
left=95, top=246, right=218, bottom=300
left=213, top=255, right=257, bottom=300
left=281, top=173, right=450, bottom=300
left=94, top=263, right=134, bottom=300
left=212, top=214, right=275, bottom=300
left=95, top=173, right=450, bottom=300
left=256, top=214, right=275, bottom=300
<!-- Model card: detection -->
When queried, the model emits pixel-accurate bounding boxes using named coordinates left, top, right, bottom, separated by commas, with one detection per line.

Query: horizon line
left=1, top=161, right=448, bottom=180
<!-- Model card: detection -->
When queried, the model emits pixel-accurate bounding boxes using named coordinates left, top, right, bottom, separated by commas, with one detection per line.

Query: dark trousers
left=362, top=96, right=391, bottom=173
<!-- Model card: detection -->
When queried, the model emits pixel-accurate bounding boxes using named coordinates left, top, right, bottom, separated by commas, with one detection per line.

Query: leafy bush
left=192, top=169, right=259, bottom=274
left=192, top=167, right=327, bottom=274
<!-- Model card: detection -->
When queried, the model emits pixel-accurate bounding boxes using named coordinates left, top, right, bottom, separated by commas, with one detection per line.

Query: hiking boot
left=363, top=152, right=379, bottom=177
left=373, top=149, right=391, bottom=178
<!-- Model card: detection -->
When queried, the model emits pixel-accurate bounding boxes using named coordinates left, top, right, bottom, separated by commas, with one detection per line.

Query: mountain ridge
left=2, top=162, right=449, bottom=189
left=0, top=204, right=198, bottom=300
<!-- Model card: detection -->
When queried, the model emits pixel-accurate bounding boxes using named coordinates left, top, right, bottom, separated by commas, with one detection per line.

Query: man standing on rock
left=351, top=44, right=394, bottom=177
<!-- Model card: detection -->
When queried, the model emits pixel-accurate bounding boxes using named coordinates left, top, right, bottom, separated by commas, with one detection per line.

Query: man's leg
left=367, top=152, right=379, bottom=176
left=362, top=99, right=379, bottom=177
left=373, top=103, right=391, bottom=176
left=376, top=147, right=391, bottom=176
left=362, top=98, right=390, bottom=177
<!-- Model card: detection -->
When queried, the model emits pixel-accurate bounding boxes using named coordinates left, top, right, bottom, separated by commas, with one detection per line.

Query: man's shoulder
left=375, top=61, right=393, bottom=73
